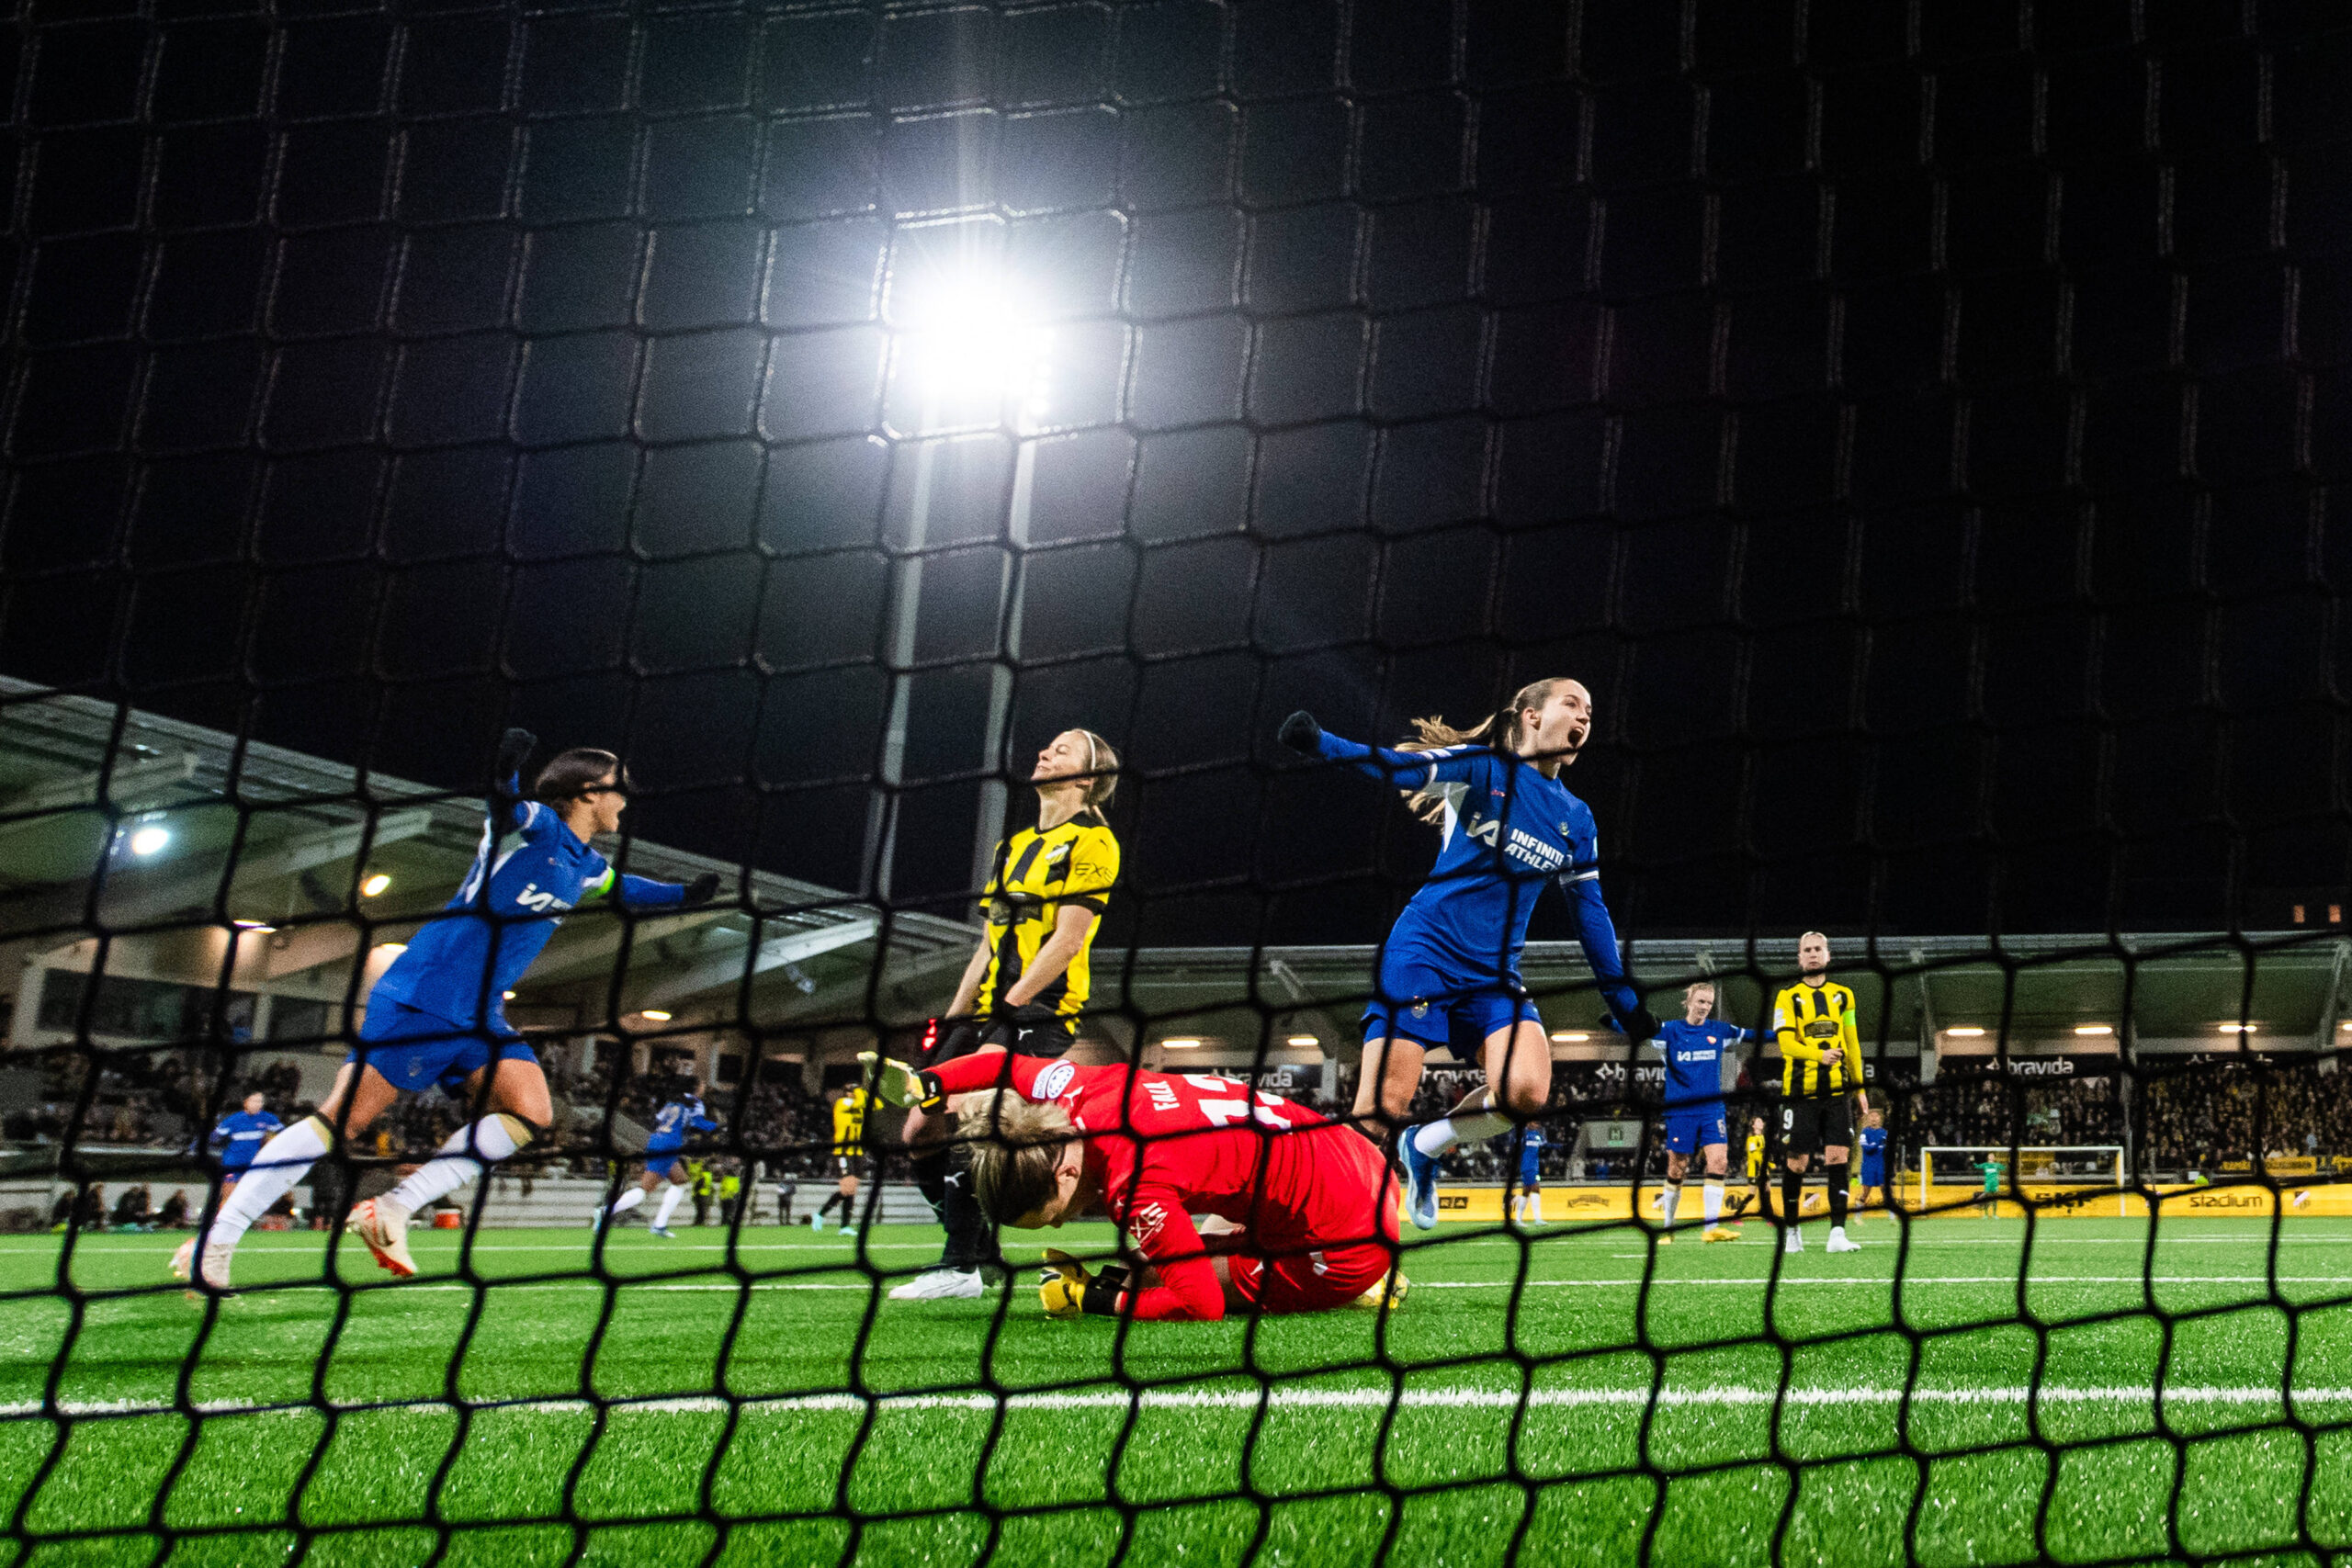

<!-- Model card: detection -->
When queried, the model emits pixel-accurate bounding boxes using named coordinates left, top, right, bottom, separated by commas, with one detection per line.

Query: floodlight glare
left=128, top=825, right=169, bottom=856
left=895, top=269, right=1054, bottom=424
left=361, top=874, right=391, bottom=897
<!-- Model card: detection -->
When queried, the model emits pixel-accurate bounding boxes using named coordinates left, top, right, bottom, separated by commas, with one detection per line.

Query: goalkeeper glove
left=679, top=872, right=721, bottom=907
left=1618, top=1006, right=1661, bottom=1043
left=1277, top=710, right=1323, bottom=756
left=494, top=728, right=537, bottom=784
left=1038, top=1248, right=1127, bottom=1319
left=856, top=1051, right=941, bottom=1111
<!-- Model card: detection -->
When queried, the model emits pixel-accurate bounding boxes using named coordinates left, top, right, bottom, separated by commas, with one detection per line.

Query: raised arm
left=1563, top=876, right=1657, bottom=1041
left=1276, top=711, right=1480, bottom=792
left=582, top=866, right=719, bottom=909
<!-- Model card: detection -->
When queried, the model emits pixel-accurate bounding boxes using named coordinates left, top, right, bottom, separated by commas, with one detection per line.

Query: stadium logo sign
left=2184, top=1191, right=2264, bottom=1211
left=1439, top=1194, right=1469, bottom=1210
left=2010, top=1057, right=2074, bottom=1077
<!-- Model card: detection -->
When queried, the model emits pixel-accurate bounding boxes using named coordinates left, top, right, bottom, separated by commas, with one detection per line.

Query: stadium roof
left=0, top=678, right=978, bottom=1046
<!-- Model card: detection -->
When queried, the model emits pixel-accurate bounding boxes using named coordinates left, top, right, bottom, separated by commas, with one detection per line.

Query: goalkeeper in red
left=862, top=1047, right=1405, bottom=1320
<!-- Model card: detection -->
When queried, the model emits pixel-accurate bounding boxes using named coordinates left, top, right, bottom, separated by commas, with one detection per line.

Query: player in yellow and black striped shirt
left=1770, top=931, right=1867, bottom=1256
left=892, top=728, right=1122, bottom=1301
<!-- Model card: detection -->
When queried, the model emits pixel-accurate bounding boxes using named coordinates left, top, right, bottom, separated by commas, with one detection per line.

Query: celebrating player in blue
left=206, top=1092, right=280, bottom=1190
left=1854, top=1109, right=1888, bottom=1225
left=1279, top=678, right=1657, bottom=1231
left=595, top=1090, right=719, bottom=1237
left=174, top=729, right=718, bottom=1293
left=1649, top=980, right=1752, bottom=1244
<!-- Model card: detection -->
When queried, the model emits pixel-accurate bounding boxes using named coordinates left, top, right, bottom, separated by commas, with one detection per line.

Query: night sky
left=2, top=0, right=2346, bottom=952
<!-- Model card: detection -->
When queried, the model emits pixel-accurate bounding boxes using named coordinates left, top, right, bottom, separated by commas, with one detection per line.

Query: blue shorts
left=1859, top=1160, right=1885, bottom=1188
left=1663, top=1107, right=1729, bottom=1155
left=1361, top=953, right=1542, bottom=1063
left=351, top=999, right=537, bottom=1092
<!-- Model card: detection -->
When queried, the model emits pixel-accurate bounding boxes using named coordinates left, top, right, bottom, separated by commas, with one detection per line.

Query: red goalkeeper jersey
left=928, top=1050, right=1396, bottom=1320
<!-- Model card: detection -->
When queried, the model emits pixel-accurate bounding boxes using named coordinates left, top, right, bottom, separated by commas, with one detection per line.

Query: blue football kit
left=1309, top=731, right=1640, bottom=1057
left=1858, top=1124, right=1887, bottom=1186
left=356, top=779, right=688, bottom=1091
left=209, top=1109, right=283, bottom=1174
left=1655, top=1018, right=1753, bottom=1155
left=1517, top=1125, right=1545, bottom=1187
left=646, top=1098, right=719, bottom=1161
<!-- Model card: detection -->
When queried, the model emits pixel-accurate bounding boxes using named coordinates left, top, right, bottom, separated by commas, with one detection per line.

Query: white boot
left=1783, top=1228, right=1804, bottom=1254
left=1825, top=1227, right=1860, bottom=1253
left=889, top=1267, right=983, bottom=1300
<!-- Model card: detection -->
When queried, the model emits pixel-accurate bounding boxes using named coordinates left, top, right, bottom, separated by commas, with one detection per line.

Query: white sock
left=383, top=1116, right=524, bottom=1218
left=1659, top=1184, right=1680, bottom=1227
left=607, top=1188, right=646, bottom=1218
left=1703, top=1181, right=1724, bottom=1224
left=204, top=1118, right=332, bottom=1250
left=1411, top=1120, right=1458, bottom=1157
left=652, top=1182, right=685, bottom=1229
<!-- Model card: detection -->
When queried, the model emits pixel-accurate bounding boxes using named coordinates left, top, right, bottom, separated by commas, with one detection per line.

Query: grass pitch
left=6, top=1213, right=2352, bottom=1567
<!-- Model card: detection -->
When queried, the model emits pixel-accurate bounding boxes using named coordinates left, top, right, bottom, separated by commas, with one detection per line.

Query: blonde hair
left=962, top=1089, right=1078, bottom=1223
left=1684, top=980, right=1716, bottom=1001
left=1068, top=729, right=1120, bottom=809
left=1395, top=677, right=1571, bottom=823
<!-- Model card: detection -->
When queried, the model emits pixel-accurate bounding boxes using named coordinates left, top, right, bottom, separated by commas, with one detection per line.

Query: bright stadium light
left=639, top=1010, right=672, bottom=1022
left=2074, top=1024, right=2113, bottom=1036
left=361, top=874, right=391, bottom=897
left=1944, top=1027, right=1986, bottom=1037
left=1549, top=1031, right=1589, bottom=1043
left=1285, top=1034, right=1318, bottom=1047
left=373, top=942, right=406, bottom=956
left=898, top=275, right=1052, bottom=423
left=2219, top=1022, right=2257, bottom=1033
left=232, top=919, right=273, bottom=931
left=1161, top=1038, right=1202, bottom=1050
left=128, top=825, right=169, bottom=856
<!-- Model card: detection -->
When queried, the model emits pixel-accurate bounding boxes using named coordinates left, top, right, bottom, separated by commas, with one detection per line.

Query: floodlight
left=361, top=874, right=391, bottom=897
left=129, top=826, right=169, bottom=856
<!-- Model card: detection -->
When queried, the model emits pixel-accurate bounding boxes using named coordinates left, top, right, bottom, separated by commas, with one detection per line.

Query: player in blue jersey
left=595, top=1090, right=719, bottom=1237
left=1648, top=980, right=1752, bottom=1245
left=1506, top=1123, right=1546, bottom=1224
left=173, top=730, right=718, bottom=1292
left=1279, top=678, right=1658, bottom=1231
left=1854, top=1109, right=1887, bottom=1224
left=207, top=1093, right=281, bottom=1190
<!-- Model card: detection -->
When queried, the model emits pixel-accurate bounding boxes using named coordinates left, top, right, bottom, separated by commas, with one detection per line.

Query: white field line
left=4, top=1382, right=2346, bottom=1422
left=136, top=1273, right=2346, bottom=1295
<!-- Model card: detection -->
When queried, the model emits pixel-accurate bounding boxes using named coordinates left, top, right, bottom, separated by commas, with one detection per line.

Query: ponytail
left=1392, top=677, right=1567, bottom=823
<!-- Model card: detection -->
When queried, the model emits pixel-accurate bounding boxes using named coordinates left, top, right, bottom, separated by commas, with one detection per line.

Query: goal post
left=1921, top=1146, right=2129, bottom=1217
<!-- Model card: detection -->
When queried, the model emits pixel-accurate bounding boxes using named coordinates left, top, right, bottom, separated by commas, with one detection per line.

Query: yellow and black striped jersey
left=979, top=811, right=1119, bottom=1021
left=1744, top=1132, right=1766, bottom=1179
left=1773, top=979, right=1859, bottom=1100
left=831, top=1087, right=872, bottom=1156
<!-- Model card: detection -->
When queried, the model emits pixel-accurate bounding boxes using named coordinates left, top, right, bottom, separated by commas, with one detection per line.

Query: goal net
left=1, top=0, right=2346, bottom=1564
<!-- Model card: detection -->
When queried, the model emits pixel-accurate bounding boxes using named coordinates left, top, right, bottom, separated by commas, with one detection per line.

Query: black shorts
left=834, top=1153, right=872, bottom=1179
left=926, top=1015, right=1075, bottom=1067
left=1780, top=1097, right=1852, bottom=1156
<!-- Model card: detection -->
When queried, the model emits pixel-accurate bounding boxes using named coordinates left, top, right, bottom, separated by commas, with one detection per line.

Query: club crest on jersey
left=1130, top=1201, right=1167, bottom=1244
left=1410, top=1000, right=1430, bottom=1018
left=1033, top=1060, right=1077, bottom=1101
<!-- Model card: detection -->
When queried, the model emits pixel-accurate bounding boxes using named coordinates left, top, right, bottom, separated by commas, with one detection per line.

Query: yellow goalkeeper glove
left=856, top=1051, right=940, bottom=1111
left=1038, top=1248, right=1127, bottom=1319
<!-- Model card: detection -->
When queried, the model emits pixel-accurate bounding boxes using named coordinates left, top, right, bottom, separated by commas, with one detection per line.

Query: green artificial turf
left=5, top=1216, right=2352, bottom=1567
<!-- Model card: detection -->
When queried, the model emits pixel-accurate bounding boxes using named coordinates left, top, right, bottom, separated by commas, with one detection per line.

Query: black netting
left=5, top=0, right=2352, bottom=1562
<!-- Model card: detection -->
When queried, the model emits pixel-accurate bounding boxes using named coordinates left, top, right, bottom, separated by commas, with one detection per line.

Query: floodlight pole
left=866, top=425, right=940, bottom=908
left=971, top=441, right=1035, bottom=898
